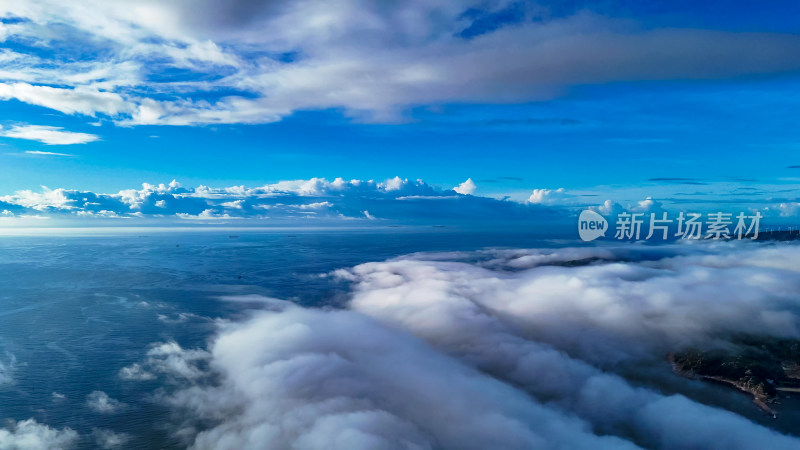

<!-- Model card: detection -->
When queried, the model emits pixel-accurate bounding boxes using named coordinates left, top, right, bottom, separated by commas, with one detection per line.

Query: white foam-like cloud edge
left=0, top=419, right=79, bottom=449
left=0, top=177, right=569, bottom=223
left=0, top=417, right=127, bottom=449
left=120, top=242, right=800, bottom=449
left=1, top=2, right=800, bottom=126
left=92, top=428, right=131, bottom=449
left=0, top=352, right=17, bottom=386
left=86, top=390, right=126, bottom=414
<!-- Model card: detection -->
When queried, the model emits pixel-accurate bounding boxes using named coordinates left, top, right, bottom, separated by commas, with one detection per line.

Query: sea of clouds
left=66, top=241, right=793, bottom=449
left=3, top=241, right=800, bottom=448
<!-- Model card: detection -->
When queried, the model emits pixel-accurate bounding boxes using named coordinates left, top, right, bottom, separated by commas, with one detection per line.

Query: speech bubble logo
left=578, top=210, right=608, bottom=241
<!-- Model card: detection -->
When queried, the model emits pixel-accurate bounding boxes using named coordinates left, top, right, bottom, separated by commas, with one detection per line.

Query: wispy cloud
left=605, top=138, right=672, bottom=144
left=24, top=150, right=74, bottom=157
left=479, top=176, right=525, bottom=183
left=0, top=125, right=99, bottom=145
left=648, top=177, right=708, bottom=185
left=1, top=2, right=800, bottom=126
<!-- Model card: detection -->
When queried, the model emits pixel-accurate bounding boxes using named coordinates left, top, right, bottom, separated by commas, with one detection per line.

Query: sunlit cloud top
left=2, top=1, right=800, bottom=126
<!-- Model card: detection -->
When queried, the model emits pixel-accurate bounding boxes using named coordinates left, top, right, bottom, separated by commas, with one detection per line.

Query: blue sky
left=0, top=0, right=799, bottom=224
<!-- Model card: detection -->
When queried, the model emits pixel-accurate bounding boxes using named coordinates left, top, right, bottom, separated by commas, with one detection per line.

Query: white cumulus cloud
left=454, top=178, right=477, bottom=195
left=0, top=177, right=566, bottom=224
left=528, top=187, right=569, bottom=204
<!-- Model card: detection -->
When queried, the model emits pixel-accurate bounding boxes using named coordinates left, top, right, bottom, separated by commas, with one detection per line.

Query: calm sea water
left=0, top=228, right=558, bottom=448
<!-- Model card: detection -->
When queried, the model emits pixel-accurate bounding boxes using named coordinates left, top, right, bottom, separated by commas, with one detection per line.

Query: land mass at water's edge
left=670, top=337, right=800, bottom=417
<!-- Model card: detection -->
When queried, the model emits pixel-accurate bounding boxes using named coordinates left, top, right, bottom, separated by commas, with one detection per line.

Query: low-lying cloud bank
left=132, top=304, right=636, bottom=450
left=0, top=177, right=566, bottom=225
left=119, top=242, right=800, bottom=449
left=3, top=179, right=796, bottom=228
